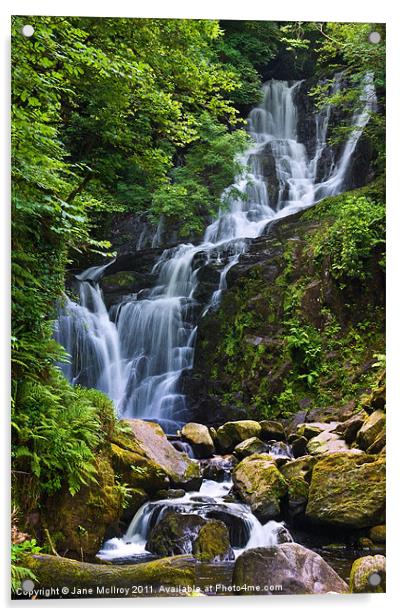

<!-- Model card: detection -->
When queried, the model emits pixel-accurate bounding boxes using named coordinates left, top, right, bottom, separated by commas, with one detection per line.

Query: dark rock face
left=232, top=544, right=348, bottom=594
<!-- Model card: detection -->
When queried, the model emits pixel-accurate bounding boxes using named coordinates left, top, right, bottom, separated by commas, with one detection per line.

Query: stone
left=232, top=544, right=348, bottom=594
left=193, top=520, right=234, bottom=562
left=356, top=410, right=386, bottom=451
left=349, top=555, right=386, bottom=593
left=296, top=424, right=324, bottom=440
left=232, top=453, right=288, bottom=523
left=369, top=525, right=386, bottom=543
left=216, top=420, right=262, bottom=452
left=291, top=436, right=308, bottom=458
left=110, top=442, right=168, bottom=493
left=120, top=488, right=148, bottom=524
left=280, top=456, right=315, bottom=483
left=153, top=488, right=186, bottom=500
left=306, top=431, right=352, bottom=455
left=306, top=453, right=385, bottom=528
left=121, top=419, right=201, bottom=489
left=200, top=455, right=237, bottom=481
left=366, top=429, right=386, bottom=454
left=234, top=437, right=267, bottom=459
left=259, top=420, right=286, bottom=441
left=146, top=512, right=206, bottom=557
left=181, top=422, right=215, bottom=458
left=335, top=411, right=368, bottom=444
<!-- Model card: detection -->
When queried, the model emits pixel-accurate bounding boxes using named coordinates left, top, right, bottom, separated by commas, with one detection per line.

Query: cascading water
left=56, top=76, right=376, bottom=431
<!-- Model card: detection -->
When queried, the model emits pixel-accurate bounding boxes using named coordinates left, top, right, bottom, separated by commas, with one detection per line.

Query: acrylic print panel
left=11, top=15, right=385, bottom=599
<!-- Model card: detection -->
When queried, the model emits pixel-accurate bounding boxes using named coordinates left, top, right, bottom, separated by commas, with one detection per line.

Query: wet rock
left=154, top=489, right=186, bottom=500
left=146, top=512, right=206, bottom=556
left=306, top=452, right=386, bottom=528
left=291, top=436, right=308, bottom=458
left=369, top=525, right=386, bottom=543
left=110, top=442, right=168, bottom=493
left=349, top=555, right=386, bottom=593
left=120, top=488, right=148, bottom=524
left=193, top=520, right=235, bottom=562
left=356, top=411, right=386, bottom=451
left=216, top=420, right=262, bottom=453
left=121, top=419, right=201, bottom=490
left=306, top=431, right=352, bottom=455
left=200, top=455, right=237, bottom=481
left=232, top=544, right=348, bottom=594
left=259, top=420, right=286, bottom=441
left=296, top=424, right=324, bottom=440
left=334, top=411, right=368, bottom=444
left=234, top=436, right=267, bottom=459
left=181, top=422, right=215, bottom=458
left=232, top=453, right=288, bottom=523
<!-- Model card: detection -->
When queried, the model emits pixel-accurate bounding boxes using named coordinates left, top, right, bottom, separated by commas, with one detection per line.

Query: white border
left=1, top=1, right=401, bottom=613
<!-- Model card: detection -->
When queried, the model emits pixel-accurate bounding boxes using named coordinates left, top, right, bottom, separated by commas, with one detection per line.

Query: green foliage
left=11, top=539, right=41, bottom=593
left=12, top=369, right=116, bottom=497
left=312, top=195, right=385, bottom=283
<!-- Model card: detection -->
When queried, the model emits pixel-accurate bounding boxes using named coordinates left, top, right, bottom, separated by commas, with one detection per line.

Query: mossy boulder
left=121, top=420, right=201, bottom=489
left=181, top=422, right=215, bottom=458
left=110, top=442, right=168, bottom=493
left=356, top=410, right=386, bottom=451
left=216, top=420, right=262, bottom=452
left=43, top=455, right=122, bottom=559
left=234, top=436, right=267, bottom=459
left=232, top=544, right=348, bottom=594
left=306, top=452, right=385, bottom=528
left=334, top=411, right=368, bottom=444
left=23, top=553, right=196, bottom=594
left=193, top=520, right=234, bottom=562
left=280, top=456, right=315, bottom=483
left=146, top=512, right=206, bottom=557
left=259, top=420, right=286, bottom=441
left=200, top=455, right=237, bottom=481
left=296, top=424, right=324, bottom=440
left=369, top=525, right=386, bottom=543
left=349, top=555, right=386, bottom=593
left=232, top=453, right=288, bottom=522
left=366, top=430, right=385, bottom=454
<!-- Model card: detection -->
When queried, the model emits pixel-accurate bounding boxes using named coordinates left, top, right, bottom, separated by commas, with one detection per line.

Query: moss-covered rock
left=366, top=429, right=385, bottom=454
left=369, top=525, right=386, bottom=543
left=280, top=456, right=315, bottom=483
left=146, top=512, right=206, bottom=556
left=110, top=442, right=168, bottom=493
left=356, top=411, right=386, bottom=451
left=232, top=453, right=288, bottom=522
left=306, top=431, right=353, bottom=455
left=234, top=436, right=267, bottom=459
left=216, top=420, right=262, bottom=452
left=306, top=452, right=385, bottom=528
left=181, top=422, right=215, bottom=458
left=349, top=555, right=386, bottom=593
left=43, top=455, right=122, bottom=559
left=259, top=420, right=286, bottom=441
left=24, top=552, right=196, bottom=593
left=334, top=411, right=368, bottom=444
left=232, top=544, right=348, bottom=594
left=193, top=520, right=234, bottom=562
left=121, top=420, right=201, bottom=489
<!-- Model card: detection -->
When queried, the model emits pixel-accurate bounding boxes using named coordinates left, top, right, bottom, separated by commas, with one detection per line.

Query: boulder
left=259, top=420, right=286, bottom=441
left=193, top=520, right=234, bottom=562
left=110, top=443, right=168, bottom=493
left=296, top=424, right=325, bottom=440
left=216, top=420, right=262, bottom=452
left=234, top=437, right=267, bottom=459
left=232, top=453, right=288, bottom=523
left=153, top=488, right=186, bottom=500
left=23, top=553, right=196, bottom=594
left=356, top=411, right=386, bottom=451
left=306, top=453, right=385, bottom=528
left=200, top=455, right=237, bottom=481
left=366, top=430, right=386, bottom=454
left=349, top=555, right=386, bottom=593
left=181, top=422, right=215, bottom=458
left=121, top=420, right=201, bottom=489
left=334, top=411, right=368, bottom=444
left=306, top=431, right=352, bottom=455
left=291, top=436, right=308, bottom=458
left=232, top=544, right=348, bottom=594
left=369, top=525, right=386, bottom=543
left=146, top=512, right=206, bottom=556
left=280, top=456, right=315, bottom=483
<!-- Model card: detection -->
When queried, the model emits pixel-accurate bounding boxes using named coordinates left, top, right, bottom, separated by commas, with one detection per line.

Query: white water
left=56, top=76, right=376, bottom=431
left=98, top=478, right=290, bottom=561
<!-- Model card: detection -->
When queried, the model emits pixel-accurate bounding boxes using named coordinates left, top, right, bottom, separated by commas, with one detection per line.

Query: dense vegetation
left=11, top=16, right=385, bottom=587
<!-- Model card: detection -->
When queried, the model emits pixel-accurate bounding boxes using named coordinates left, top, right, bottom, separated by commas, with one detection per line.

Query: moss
left=349, top=554, right=386, bottom=593
left=193, top=520, right=233, bottom=562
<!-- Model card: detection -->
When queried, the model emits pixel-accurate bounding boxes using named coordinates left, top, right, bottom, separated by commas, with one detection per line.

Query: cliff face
left=183, top=182, right=385, bottom=427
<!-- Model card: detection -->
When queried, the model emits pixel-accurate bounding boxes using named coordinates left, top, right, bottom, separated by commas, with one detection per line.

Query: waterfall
left=56, top=76, right=376, bottom=431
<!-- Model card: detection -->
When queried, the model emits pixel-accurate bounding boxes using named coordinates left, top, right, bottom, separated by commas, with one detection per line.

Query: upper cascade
left=55, top=77, right=376, bottom=431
